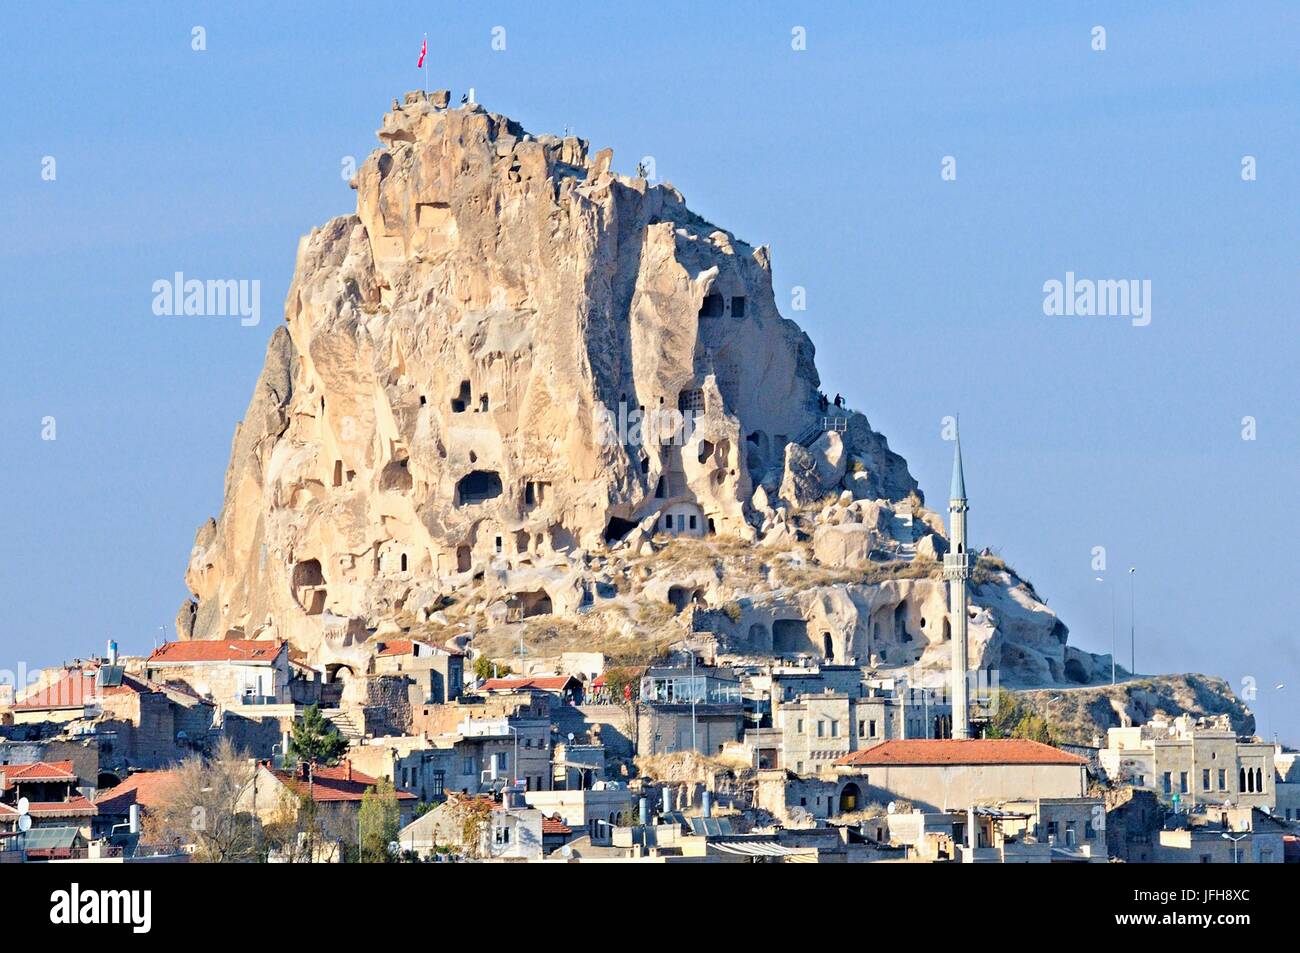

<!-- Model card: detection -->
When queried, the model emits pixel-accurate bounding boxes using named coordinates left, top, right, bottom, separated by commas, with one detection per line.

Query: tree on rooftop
left=473, top=655, right=510, bottom=682
left=286, top=703, right=348, bottom=766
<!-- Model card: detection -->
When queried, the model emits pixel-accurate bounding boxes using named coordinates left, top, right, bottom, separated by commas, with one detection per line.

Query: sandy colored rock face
left=181, top=93, right=916, bottom=660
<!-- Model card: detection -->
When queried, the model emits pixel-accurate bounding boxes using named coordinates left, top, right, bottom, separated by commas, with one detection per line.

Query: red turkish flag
left=417, top=38, right=427, bottom=68
left=624, top=682, right=632, bottom=702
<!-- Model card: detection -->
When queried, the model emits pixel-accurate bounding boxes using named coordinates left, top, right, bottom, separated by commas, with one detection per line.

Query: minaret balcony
left=943, top=552, right=971, bottom=579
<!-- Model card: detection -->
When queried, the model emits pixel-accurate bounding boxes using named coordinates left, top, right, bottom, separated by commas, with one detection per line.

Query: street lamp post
left=1128, top=567, right=1136, bottom=677
left=1096, top=576, right=1115, bottom=685
left=1222, top=831, right=1248, bottom=864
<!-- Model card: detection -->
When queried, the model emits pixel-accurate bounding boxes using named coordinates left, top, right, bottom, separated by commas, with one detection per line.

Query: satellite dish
left=562, top=845, right=573, bottom=858
left=886, top=801, right=897, bottom=815
left=16, top=797, right=29, bottom=814
left=18, top=815, right=32, bottom=833
left=567, top=732, right=575, bottom=743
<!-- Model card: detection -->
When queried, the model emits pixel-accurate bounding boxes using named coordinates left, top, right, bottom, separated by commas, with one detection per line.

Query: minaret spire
left=944, top=422, right=971, bottom=739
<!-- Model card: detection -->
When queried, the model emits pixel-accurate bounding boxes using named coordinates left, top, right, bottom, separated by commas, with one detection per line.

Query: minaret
left=943, top=426, right=971, bottom=739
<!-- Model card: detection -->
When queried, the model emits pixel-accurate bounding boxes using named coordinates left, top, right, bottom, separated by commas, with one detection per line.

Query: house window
left=829, top=721, right=839, bottom=738
left=1179, top=772, right=1188, bottom=794
left=858, top=720, right=866, bottom=738
left=869, top=720, right=877, bottom=738
left=494, top=826, right=510, bottom=845
left=1162, top=772, right=1172, bottom=794
left=816, top=721, right=825, bottom=738
left=431, top=771, right=445, bottom=798
left=1203, top=769, right=1211, bottom=791
left=1218, top=769, right=1227, bottom=790
left=796, top=719, right=804, bottom=734
left=463, top=757, right=474, bottom=774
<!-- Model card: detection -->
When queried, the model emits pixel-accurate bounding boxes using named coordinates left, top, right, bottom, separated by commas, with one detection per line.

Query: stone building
left=1098, top=714, right=1276, bottom=811
left=146, top=640, right=292, bottom=711
left=833, top=739, right=1089, bottom=814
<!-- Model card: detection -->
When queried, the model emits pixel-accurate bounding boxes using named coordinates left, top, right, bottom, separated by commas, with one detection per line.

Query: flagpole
left=423, top=33, right=428, bottom=94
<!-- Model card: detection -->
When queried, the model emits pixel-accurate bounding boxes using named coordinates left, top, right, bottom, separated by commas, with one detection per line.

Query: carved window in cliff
left=697, top=439, right=715, bottom=465
left=292, top=559, right=326, bottom=616
left=456, top=545, right=471, bottom=573
left=730, top=295, right=746, bottom=318
left=400, top=553, right=408, bottom=572
left=332, top=460, right=343, bottom=487
left=479, top=394, right=490, bottom=413
left=678, top=389, right=704, bottom=414
left=894, top=603, right=911, bottom=642
left=456, top=470, right=502, bottom=505
left=523, top=480, right=550, bottom=508
left=699, top=294, right=724, bottom=319
left=451, top=381, right=471, bottom=413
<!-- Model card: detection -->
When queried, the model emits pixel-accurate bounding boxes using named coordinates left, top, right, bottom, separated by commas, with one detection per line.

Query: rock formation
left=180, top=91, right=1114, bottom=689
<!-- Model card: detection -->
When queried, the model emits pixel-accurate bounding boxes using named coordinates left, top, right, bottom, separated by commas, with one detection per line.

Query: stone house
left=1098, top=715, right=1276, bottom=811
left=833, top=739, right=1090, bottom=814
left=240, top=760, right=417, bottom=859
left=146, top=640, right=292, bottom=711
left=397, top=788, right=548, bottom=859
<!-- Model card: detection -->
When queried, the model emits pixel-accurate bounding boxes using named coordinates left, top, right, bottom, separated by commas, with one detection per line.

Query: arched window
left=400, top=553, right=408, bottom=572
left=1240, top=767, right=1248, bottom=792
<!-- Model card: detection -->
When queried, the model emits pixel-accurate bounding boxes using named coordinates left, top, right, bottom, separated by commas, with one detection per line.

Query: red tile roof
left=541, top=814, right=572, bottom=836
left=0, top=760, right=76, bottom=789
left=13, top=671, right=96, bottom=710
left=376, top=639, right=416, bottom=657
left=26, top=797, right=97, bottom=817
left=481, top=676, right=576, bottom=693
left=834, top=739, right=1089, bottom=768
left=270, top=762, right=416, bottom=803
left=148, top=640, right=284, bottom=664
left=94, top=770, right=180, bottom=814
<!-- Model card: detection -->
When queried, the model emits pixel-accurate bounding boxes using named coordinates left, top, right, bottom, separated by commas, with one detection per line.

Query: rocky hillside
left=1019, top=675, right=1256, bottom=745
left=179, top=91, right=1119, bottom=690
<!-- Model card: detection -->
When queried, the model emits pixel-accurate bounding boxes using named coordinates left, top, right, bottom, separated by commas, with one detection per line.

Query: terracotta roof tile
left=270, top=762, right=416, bottom=803
left=541, top=814, right=572, bottom=836
left=94, top=770, right=181, bottom=814
left=834, top=739, right=1089, bottom=768
left=148, top=640, right=284, bottom=664
left=481, top=676, right=575, bottom=692
left=0, top=760, right=76, bottom=788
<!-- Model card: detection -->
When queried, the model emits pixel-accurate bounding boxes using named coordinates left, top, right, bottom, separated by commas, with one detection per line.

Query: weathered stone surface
left=180, top=94, right=1126, bottom=690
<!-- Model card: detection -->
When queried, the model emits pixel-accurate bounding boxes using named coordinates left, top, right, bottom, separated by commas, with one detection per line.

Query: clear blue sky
left=1, top=2, right=1296, bottom=738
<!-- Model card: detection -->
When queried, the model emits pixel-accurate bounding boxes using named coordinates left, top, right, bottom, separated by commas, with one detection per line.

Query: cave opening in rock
left=730, top=295, right=746, bottom=318
left=292, top=559, right=326, bottom=615
left=699, top=293, right=724, bottom=319
left=456, top=544, right=471, bottom=572
left=773, top=618, right=810, bottom=654
left=450, top=380, right=471, bottom=413
left=455, top=469, right=502, bottom=505
left=603, top=516, right=637, bottom=543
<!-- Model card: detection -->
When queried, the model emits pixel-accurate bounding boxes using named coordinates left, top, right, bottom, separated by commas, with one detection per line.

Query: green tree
left=286, top=704, right=348, bottom=766
left=473, top=656, right=510, bottom=682
left=358, top=777, right=401, bottom=863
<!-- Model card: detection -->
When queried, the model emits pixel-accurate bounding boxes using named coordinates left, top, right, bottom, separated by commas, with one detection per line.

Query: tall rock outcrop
left=181, top=92, right=916, bottom=657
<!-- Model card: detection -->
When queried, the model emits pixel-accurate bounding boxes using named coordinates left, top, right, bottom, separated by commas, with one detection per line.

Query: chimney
left=345, top=760, right=353, bottom=782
